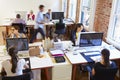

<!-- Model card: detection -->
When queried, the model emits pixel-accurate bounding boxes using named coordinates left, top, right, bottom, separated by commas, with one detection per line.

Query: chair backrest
left=56, top=23, right=65, bottom=30
left=93, top=67, right=118, bottom=80
left=2, top=72, right=31, bottom=80
left=11, top=23, right=26, bottom=33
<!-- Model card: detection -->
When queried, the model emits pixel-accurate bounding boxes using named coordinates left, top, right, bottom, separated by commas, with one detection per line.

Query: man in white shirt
left=30, top=5, right=45, bottom=43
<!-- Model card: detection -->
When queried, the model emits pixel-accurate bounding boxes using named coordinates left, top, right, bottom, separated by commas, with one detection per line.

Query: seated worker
left=12, top=14, right=26, bottom=25
left=1, top=46, right=29, bottom=76
left=90, top=49, right=117, bottom=80
left=9, top=26, right=26, bottom=38
left=45, top=9, right=51, bottom=20
left=70, top=23, right=85, bottom=45
left=27, top=10, right=35, bottom=21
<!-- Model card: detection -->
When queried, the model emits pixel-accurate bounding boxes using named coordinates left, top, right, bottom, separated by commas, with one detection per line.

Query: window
left=68, top=0, right=77, bottom=21
left=107, top=0, right=120, bottom=49
left=62, top=0, right=67, bottom=17
left=79, top=0, right=96, bottom=31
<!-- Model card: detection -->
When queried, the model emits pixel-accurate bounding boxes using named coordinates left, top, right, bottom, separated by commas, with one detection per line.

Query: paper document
left=90, top=55, right=101, bottom=61
left=84, top=51, right=100, bottom=56
left=50, top=50, right=64, bottom=55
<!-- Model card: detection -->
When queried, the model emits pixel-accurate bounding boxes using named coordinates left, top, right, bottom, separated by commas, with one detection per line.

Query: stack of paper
left=50, top=50, right=64, bottom=57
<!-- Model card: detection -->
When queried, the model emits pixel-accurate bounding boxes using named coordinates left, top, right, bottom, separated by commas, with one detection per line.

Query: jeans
left=30, top=27, right=45, bottom=43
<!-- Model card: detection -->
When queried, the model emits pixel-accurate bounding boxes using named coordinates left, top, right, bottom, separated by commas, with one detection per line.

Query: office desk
left=0, top=45, right=53, bottom=80
left=65, top=42, right=120, bottom=80
left=30, top=53, right=53, bottom=80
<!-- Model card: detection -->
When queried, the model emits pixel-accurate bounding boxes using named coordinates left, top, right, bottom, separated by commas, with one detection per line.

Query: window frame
left=79, top=0, right=97, bottom=31
left=107, top=0, right=120, bottom=49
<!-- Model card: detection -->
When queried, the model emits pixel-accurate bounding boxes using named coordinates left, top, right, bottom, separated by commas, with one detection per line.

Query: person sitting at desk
left=9, top=26, right=26, bottom=38
left=12, top=14, right=26, bottom=25
left=70, top=23, right=85, bottom=45
left=27, top=10, right=35, bottom=21
left=1, top=46, right=29, bottom=76
left=45, top=9, right=51, bottom=20
left=90, top=49, right=117, bottom=80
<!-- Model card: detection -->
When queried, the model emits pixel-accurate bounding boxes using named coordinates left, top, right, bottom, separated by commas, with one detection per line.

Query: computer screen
left=52, top=12, right=64, bottom=20
left=6, top=38, right=29, bottom=51
left=79, top=32, right=103, bottom=47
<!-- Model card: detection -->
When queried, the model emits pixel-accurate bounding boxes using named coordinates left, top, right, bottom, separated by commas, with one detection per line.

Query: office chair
left=92, top=66, right=118, bottom=80
left=2, top=72, right=31, bottom=80
left=11, top=23, right=26, bottom=33
left=54, top=23, right=66, bottom=40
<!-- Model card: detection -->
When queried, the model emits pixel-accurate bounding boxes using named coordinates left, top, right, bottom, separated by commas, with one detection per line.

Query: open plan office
left=0, top=0, right=120, bottom=80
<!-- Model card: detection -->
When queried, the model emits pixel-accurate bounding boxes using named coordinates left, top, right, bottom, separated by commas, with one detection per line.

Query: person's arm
left=22, top=33, right=26, bottom=38
left=92, top=68, right=95, bottom=76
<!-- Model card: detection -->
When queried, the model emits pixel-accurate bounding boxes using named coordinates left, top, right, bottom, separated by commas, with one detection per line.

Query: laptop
left=6, top=38, right=29, bottom=58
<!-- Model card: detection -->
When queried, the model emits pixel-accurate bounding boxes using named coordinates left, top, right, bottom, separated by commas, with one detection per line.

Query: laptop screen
left=79, top=32, right=103, bottom=47
left=6, top=38, right=29, bottom=51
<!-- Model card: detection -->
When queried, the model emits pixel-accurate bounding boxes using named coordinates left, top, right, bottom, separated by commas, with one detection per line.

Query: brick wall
left=93, top=0, right=113, bottom=40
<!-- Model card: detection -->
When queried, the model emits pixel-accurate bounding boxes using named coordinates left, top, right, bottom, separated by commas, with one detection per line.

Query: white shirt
left=2, top=59, right=26, bottom=76
left=35, top=11, right=44, bottom=29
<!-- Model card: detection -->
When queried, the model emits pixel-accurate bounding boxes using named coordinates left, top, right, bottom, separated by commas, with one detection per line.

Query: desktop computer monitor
left=6, top=38, right=29, bottom=51
left=52, top=12, right=64, bottom=20
left=79, top=32, right=103, bottom=47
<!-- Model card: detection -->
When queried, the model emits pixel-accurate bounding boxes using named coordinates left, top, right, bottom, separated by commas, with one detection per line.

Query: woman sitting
left=1, top=46, right=29, bottom=76
left=91, top=49, right=117, bottom=80
left=70, top=23, right=85, bottom=45
left=9, top=26, right=26, bottom=38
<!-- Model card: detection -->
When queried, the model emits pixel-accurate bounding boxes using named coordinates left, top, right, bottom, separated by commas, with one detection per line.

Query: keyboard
left=54, top=56, right=65, bottom=63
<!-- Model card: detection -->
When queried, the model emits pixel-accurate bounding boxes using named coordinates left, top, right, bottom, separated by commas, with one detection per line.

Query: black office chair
left=92, top=67, right=118, bottom=80
left=54, top=22, right=66, bottom=40
left=2, top=72, right=31, bottom=80
left=11, top=23, right=26, bottom=33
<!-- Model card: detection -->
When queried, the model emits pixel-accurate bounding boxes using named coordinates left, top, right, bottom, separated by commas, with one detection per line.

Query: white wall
left=0, top=0, right=62, bottom=24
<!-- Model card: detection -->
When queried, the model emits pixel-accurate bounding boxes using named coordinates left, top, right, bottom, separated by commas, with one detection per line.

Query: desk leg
left=72, top=64, right=77, bottom=80
left=45, top=68, right=50, bottom=80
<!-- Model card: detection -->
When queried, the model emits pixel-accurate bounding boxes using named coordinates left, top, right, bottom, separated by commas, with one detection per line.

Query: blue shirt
left=35, top=11, right=44, bottom=29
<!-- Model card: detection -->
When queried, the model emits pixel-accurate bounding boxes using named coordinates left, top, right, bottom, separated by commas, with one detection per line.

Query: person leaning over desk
left=1, top=46, right=29, bottom=76
left=30, top=5, right=45, bottom=43
left=8, top=26, right=26, bottom=38
left=70, top=23, right=85, bottom=45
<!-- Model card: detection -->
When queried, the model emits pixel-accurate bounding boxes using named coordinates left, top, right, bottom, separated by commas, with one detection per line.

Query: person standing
left=30, top=5, right=45, bottom=43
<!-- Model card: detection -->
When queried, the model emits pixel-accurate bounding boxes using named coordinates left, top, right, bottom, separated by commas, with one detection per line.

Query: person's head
left=48, top=9, right=51, bottom=13
left=39, top=5, right=45, bottom=12
left=75, top=23, right=84, bottom=32
left=16, top=14, right=21, bottom=19
left=30, top=10, right=33, bottom=14
left=13, top=26, right=19, bottom=34
left=8, top=46, right=18, bottom=73
left=101, top=49, right=110, bottom=67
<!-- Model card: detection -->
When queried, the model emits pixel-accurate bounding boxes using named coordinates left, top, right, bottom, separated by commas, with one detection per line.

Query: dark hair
left=75, top=23, right=84, bottom=32
left=8, top=46, right=18, bottom=73
left=39, top=5, right=45, bottom=9
left=101, top=49, right=110, bottom=67
left=16, top=14, right=21, bottom=18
